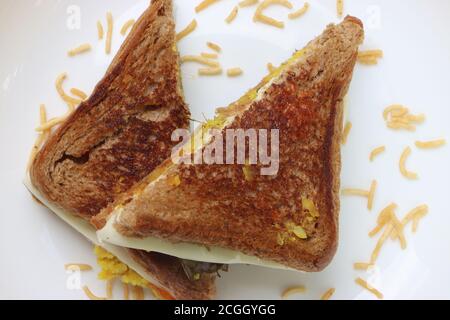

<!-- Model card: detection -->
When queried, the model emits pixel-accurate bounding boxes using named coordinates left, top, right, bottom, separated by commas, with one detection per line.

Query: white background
left=0, top=0, right=449, bottom=299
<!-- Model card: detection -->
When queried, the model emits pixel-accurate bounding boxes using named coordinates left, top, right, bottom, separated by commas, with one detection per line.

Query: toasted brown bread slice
left=31, top=0, right=189, bottom=219
left=30, top=0, right=216, bottom=300
left=105, top=17, right=364, bottom=272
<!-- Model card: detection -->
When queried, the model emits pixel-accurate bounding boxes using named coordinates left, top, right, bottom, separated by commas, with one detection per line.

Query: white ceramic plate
left=1, top=0, right=449, bottom=300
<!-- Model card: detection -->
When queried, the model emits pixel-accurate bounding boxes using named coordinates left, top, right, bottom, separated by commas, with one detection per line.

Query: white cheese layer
left=98, top=208, right=294, bottom=271
left=23, top=175, right=170, bottom=289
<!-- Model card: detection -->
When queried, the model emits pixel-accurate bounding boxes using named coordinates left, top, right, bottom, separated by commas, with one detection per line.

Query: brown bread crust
left=30, top=0, right=217, bottom=300
left=114, top=17, right=364, bottom=272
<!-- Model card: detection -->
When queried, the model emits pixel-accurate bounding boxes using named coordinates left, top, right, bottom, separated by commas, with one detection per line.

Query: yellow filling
left=285, top=222, right=308, bottom=239
left=94, top=246, right=174, bottom=300
left=167, top=174, right=181, bottom=187
left=302, top=197, right=320, bottom=218
left=95, top=246, right=149, bottom=287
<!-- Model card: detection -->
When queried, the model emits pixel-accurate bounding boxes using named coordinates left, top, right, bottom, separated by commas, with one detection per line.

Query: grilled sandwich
left=96, top=16, right=365, bottom=272
left=26, top=0, right=219, bottom=300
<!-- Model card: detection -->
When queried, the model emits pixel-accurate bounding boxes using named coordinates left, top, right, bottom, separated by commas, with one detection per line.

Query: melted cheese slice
left=98, top=210, right=293, bottom=270
left=25, top=174, right=293, bottom=271
left=23, top=175, right=176, bottom=288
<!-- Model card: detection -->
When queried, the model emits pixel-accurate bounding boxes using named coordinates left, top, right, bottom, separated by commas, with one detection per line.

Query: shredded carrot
left=358, top=50, right=384, bottom=58
left=358, top=50, right=383, bottom=65
left=227, top=68, right=243, bottom=77
left=355, top=278, right=383, bottom=299
left=239, top=0, right=259, bottom=7
left=367, top=180, right=377, bottom=211
left=401, top=205, right=429, bottom=233
left=390, top=213, right=407, bottom=249
left=55, top=73, right=83, bottom=110
left=121, top=19, right=136, bottom=36
left=148, top=283, right=175, bottom=300
left=384, top=105, right=425, bottom=131
left=321, top=288, right=335, bottom=300
left=225, top=6, right=239, bottom=24
left=132, top=286, right=145, bottom=300
left=82, top=286, right=108, bottom=300
left=288, top=2, right=309, bottom=20
left=342, top=188, right=369, bottom=197
left=70, top=88, right=88, bottom=100
left=354, top=262, right=375, bottom=271
left=64, top=263, right=93, bottom=271
left=36, top=116, right=68, bottom=132
left=342, top=121, right=352, bottom=145
left=68, top=43, right=91, bottom=57
left=369, top=203, right=397, bottom=237
left=181, top=55, right=220, bottom=67
left=201, top=52, right=218, bottom=59
left=342, top=181, right=376, bottom=211
left=370, top=223, right=393, bottom=264
left=207, top=41, right=222, bottom=52
left=336, top=0, right=344, bottom=17
left=253, top=0, right=293, bottom=29
left=399, top=147, right=418, bottom=180
left=97, top=21, right=104, bottom=40
left=281, top=286, right=306, bottom=298
left=176, top=19, right=197, bottom=42
left=27, top=104, right=49, bottom=170
left=370, top=146, right=386, bottom=161
left=198, top=67, right=223, bottom=76
left=105, top=12, right=113, bottom=54
left=195, top=0, right=221, bottom=13
left=123, top=283, right=130, bottom=300
left=106, top=279, right=114, bottom=299
left=415, top=139, right=446, bottom=149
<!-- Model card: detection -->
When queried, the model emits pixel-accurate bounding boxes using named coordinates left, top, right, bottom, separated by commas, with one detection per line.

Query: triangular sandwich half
left=27, top=0, right=218, bottom=299
left=97, top=16, right=365, bottom=272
